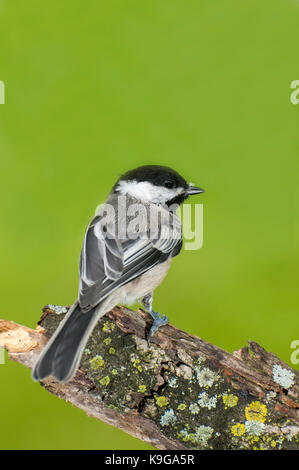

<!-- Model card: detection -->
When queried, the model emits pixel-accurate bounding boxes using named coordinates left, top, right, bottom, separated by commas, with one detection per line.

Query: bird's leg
left=142, top=293, right=169, bottom=340
left=142, top=293, right=153, bottom=312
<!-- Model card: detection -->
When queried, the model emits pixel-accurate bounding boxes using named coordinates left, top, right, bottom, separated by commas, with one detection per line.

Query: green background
left=0, top=0, right=298, bottom=450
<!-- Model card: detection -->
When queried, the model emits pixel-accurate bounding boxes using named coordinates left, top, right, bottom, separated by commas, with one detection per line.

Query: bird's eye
left=164, top=180, right=174, bottom=189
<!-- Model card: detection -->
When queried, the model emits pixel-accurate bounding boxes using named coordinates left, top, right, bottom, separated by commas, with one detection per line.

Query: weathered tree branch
left=0, top=305, right=298, bottom=450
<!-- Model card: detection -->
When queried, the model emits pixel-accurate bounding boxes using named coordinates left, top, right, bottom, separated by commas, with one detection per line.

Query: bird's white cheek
left=116, top=180, right=183, bottom=204
left=116, top=181, right=153, bottom=201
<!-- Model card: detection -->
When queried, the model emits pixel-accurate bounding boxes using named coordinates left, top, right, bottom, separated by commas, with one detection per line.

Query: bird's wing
left=78, top=210, right=182, bottom=311
left=78, top=215, right=124, bottom=310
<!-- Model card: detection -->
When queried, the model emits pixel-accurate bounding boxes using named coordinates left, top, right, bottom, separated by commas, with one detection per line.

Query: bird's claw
left=148, top=310, right=169, bottom=341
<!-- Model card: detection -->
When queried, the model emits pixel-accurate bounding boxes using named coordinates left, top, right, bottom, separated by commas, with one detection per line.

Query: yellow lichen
left=245, top=401, right=267, bottom=423
left=177, top=403, right=187, bottom=411
left=103, top=337, right=112, bottom=346
left=99, top=375, right=110, bottom=386
left=231, top=423, right=246, bottom=437
left=89, top=355, right=105, bottom=369
left=132, top=358, right=143, bottom=372
left=102, top=321, right=115, bottom=333
left=108, top=347, right=116, bottom=354
left=155, top=396, right=169, bottom=407
left=138, top=385, right=147, bottom=393
left=222, top=393, right=238, bottom=408
left=112, top=369, right=118, bottom=375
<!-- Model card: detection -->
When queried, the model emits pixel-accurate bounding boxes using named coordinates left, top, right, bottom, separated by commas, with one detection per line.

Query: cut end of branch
left=0, top=320, right=46, bottom=353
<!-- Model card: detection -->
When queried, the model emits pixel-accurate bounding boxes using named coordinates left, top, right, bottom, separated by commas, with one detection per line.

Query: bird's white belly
left=120, top=258, right=172, bottom=305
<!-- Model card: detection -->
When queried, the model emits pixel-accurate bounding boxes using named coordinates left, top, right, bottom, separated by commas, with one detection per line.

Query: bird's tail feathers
left=32, top=301, right=104, bottom=383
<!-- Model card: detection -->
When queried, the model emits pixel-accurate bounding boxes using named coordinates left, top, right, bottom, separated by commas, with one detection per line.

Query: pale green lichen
left=245, top=420, right=266, bottom=436
left=266, top=391, right=277, bottom=401
left=160, top=409, right=177, bottom=426
left=47, top=304, right=68, bottom=315
left=178, top=429, right=194, bottom=443
left=179, top=425, right=213, bottom=447
left=281, top=424, right=299, bottom=442
left=168, top=377, right=178, bottom=388
left=195, top=367, right=219, bottom=388
left=189, top=403, right=200, bottom=415
left=111, top=369, right=118, bottom=375
left=272, top=364, right=295, bottom=389
left=198, top=391, right=217, bottom=409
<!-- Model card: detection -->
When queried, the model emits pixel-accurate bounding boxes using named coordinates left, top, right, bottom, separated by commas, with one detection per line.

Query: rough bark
left=0, top=305, right=298, bottom=450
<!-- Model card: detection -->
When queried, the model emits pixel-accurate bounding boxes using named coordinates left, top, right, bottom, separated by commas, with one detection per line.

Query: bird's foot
left=148, top=310, right=169, bottom=340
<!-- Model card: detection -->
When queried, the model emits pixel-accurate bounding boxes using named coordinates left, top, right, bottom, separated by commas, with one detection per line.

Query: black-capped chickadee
left=32, top=165, right=204, bottom=382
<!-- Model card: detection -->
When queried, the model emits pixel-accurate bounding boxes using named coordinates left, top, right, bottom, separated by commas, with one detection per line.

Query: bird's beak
left=186, top=184, right=205, bottom=195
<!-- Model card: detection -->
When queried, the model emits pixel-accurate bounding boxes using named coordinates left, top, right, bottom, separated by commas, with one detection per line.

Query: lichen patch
left=272, top=364, right=295, bottom=389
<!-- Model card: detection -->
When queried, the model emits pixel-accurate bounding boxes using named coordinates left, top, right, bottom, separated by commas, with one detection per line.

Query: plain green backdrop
left=0, top=0, right=298, bottom=450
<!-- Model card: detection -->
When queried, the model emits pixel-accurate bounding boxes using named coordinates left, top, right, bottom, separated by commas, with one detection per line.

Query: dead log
left=0, top=305, right=298, bottom=450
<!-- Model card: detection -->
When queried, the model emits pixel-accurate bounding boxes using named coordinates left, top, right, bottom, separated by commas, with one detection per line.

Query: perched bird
left=32, top=165, right=204, bottom=382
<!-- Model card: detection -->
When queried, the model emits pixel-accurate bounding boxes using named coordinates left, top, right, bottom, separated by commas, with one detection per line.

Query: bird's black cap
left=116, top=165, right=189, bottom=190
